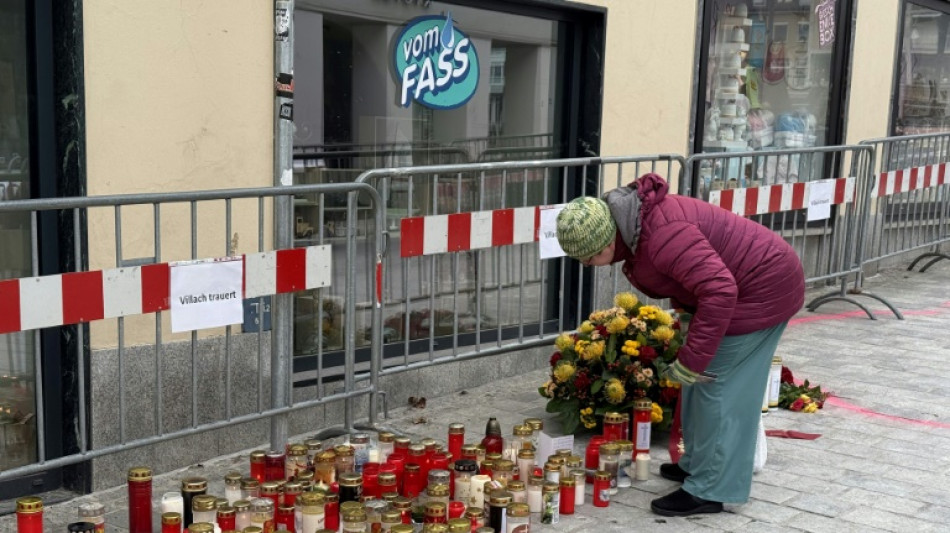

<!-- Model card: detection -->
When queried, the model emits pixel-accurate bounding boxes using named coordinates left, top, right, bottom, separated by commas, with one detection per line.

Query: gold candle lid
left=16, top=496, right=43, bottom=513
left=448, top=423, right=465, bottom=434
left=378, top=431, right=396, bottom=443
left=488, top=490, right=513, bottom=505
left=161, top=512, right=182, bottom=525
left=464, top=506, right=484, bottom=518
left=232, top=500, right=250, bottom=512
left=524, top=417, right=543, bottom=430
left=181, top=476, right=208, bottom=491
left=249, top=450, right=266, bottom=462
left=513, top=424, right=533, bottom=437
left=334, top=444, right=354, bottom=457
left=188, top=523, right=214, bottom=533
left=382, top=509, right=403, bottom=523
left=634, top=398, right=653, bottom=410
left=392, top=526, right=415, bottom=533
left=192, top=494, right=217, bottom=511
left=339, top=473, right=363, bottom=486
left=128, top=466, right=153, bottom=481
left=542, top=481, right=559, bottom=493
left=593, top=470, right=612, bottom=481
left=604, top=412, right=624, bottom=424
left=506, top=502, right=530, bottom=517
left=297, top=491, right=325, bottom=506
left=424, top=501, right=447, bottom=517
left=506, top=480, right=526, bottom=492
left=559, top=477, right=576, bottom=487
left=448, top=518, right=472, bottom=532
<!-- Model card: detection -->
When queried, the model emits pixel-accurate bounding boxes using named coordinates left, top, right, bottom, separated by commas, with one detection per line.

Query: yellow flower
left=584, top=341, right=605, bottom=361
left=651, top=325, right=675, bottom=343
left=589, top=311, right=605, bottom=323
left=655, top=309, right=674, bottom=326
left=621, top=339, right=640, bottom=356
left=799, top=394, right=812, bottom=404
left=541, top=380, right=555, bottom=398
left=614, top=292, right=639, bottom=311
left=606, top=316, right=629, bottom=334
left=578, top=321, right=595, bottom=334
left=803, top=403, right=819, bottom=414
left=580, top=406, right=597, bottom=429
left=638, top=305, right=660, bottom=320
left=651, top=403, right=664, bottom=423
left=574, top=339, right=590, bottom=354
left=605, top=378, right=626, bottom=404
left=660, top=378, right=681, bottom=389
left=553, top=362, right=576, bottom=383
left=555, top=333, right=574, bottom=353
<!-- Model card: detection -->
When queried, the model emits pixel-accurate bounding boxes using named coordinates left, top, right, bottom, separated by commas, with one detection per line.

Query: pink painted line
left=824, top=395, right=950, bottom=429
left=789, top=305, right=948, bottom=326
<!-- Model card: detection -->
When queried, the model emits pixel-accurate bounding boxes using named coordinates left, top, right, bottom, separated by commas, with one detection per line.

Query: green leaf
left=545, top=398, right=565, bottom=413
left=591, top=379, right=604, bottom=394
left=606, top=335, right=617, bottom=364
left=637, top=333, right=648, bottom=345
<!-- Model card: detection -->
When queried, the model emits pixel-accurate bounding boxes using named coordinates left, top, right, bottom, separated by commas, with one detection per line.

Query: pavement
left=2, top=262, right=950, bottom=532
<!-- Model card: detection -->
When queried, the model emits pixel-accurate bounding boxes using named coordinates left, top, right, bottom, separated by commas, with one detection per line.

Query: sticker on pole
left=170, top=257, right=244, bottom=333
left=539, top=204, right=568, bottom=260
left=394, top=12, right=479, bottom=110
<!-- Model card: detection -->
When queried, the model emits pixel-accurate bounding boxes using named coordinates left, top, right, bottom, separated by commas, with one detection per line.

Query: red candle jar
left=265, top=450, right=286, bottom=482
left=362, top=462, right=380, bottom=499
left=377, top=471, right=397, bottom=497
left=632, top=399, right=653, bottom=456
left=283, top=481, right=302, bottom=507
left=422, top=438, right=437, bottom=467
left=431, top=452, right=449, bottom=472
left=403, top=463, right=425, bottom=499
left=249, top=450, right=266, bottom=483
left=602, top=412, right=624, bottom=441
left=161, top=512, right=181, bottom=533
left=323, top=493, right=340, bottom=531
left=392, top=497, right=412, bottom=524
left=260, top=481, right=281, bottom=508
left=592, top=470, right=611, bottom=507
left=276, top=504, right=295, bottom=532
left=408, top=444, right=427, bottom=479
left=16, top=497, right=43, bottom=533
left=216, top=506, right=235, bottom=531
left=447, top=423, right=465, bottom=460
left=128, top=466, right=153, bottom=533
left=393, top=437, right=411, bottom=459
left=424, top=502, right=447, bottom=524
left=585, top=436, right=607, bottom=483
left=385, top=454, right=406, bottom=494
left=480, top=418, right=504, bottom=455
left=559, top=477, right=576, bottom=515
left=448, top=501, right=466, bottom=520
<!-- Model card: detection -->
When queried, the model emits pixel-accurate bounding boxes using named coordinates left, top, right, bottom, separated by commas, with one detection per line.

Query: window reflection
left=895, top=3, right=950, bottom=135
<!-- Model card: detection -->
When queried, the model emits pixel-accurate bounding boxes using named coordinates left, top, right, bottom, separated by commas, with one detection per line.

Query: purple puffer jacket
left=606, top=173, right=804, bottom=373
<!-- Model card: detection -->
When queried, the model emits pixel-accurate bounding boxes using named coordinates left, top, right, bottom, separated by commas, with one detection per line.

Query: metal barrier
left=685, top=145, right=901, bottom=319
left=860, top=133, right=950, bottom=274
left=0, top=182, right=384, bottom=481
left=345, top=154, right=686, bottom=396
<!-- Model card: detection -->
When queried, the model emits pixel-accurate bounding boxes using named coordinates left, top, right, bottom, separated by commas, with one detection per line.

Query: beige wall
left=575, top=0, right=698, bottom=158
left=845, top=0, right=901, bottom=143
left=83, top=1, right=274, bottom=347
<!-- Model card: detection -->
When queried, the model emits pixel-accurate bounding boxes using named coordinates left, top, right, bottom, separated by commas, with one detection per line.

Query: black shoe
left=659, top=462, right=689, bottom=483
left=651, top=488, right=723, bottom=517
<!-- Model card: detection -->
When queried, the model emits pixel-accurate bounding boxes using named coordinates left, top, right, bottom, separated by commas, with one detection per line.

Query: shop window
left=697, top=0, right=845, bottom=185
left=893, top=2, right=950, bottom=135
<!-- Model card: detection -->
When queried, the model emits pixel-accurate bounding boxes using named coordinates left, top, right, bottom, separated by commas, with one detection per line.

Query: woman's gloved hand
left=664, top=359, right=700, bottom=385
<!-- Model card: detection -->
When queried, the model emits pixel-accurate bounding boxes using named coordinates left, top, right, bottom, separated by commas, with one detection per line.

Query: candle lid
left=181, top=476, right=208, bottom=490
left=541, top=482, right=559, bottom=493
left=454, top=459, right=478, bottom=473
left=305, top=438, right=322, bottom=450
left=232, top=500, right=251, bottom=511
left=488, top=490, right=513, bottom=505
left=513, top=424, right=533, bottom=437
left=524, top=417, right=543, bottom=431
left=448, top=517, right=471, bottom=532
left=391, top=526, right=414, bottom=533
left=338, top=473, right=363, bottom=486
left=224, top=471, right=242, bottom=484
left=604, top=412, right=624, bottom=423
left=464, top=506, right=484, bottom=518
left=187, top=523, right=214, bottom=533
left=78, top=501, right=105, bottom=517
left=615, top=440, right=634, bottom=452
left=593, top=470, right=612, bottom=481
left=634, top=398, right=653, bottom=410
left=161, top=512, right=182, bottom=524
left=559, top=477, right=576, bottom=487
left=249, top=450, right=266, bottom=461
left=16, top=496, right=43, bottom=513
left=297, top=491, right=325, bottom=505
left=506, top=480, right=526, bottom=492
left=216, top=505, right=235, bottom=517
left=289, top=443, right=308, bottom=455
left=192, top=494, right=217, bottom=511
left=506, top=502, right=530, bottom=517
left=424, top=501, right=447, bottom=517
left=378, top=431, right=396, bottom=443
left=448, top=423, right=465, bottom=434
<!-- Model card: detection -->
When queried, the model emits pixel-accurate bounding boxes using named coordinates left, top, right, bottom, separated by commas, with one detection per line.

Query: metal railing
left=0, top=182, right=384, bottom=480
left=685, top=145, right=902, bottom=320
left=860, top=132, right=950, bottom=274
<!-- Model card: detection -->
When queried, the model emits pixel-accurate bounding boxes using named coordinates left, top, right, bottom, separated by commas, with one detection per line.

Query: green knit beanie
left=556, top=197, right=616, bottom=261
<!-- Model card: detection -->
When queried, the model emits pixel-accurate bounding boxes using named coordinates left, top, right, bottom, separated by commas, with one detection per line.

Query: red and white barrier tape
left=708, top=177, right=855, bottom=217
left=875, top=163, right=949, bottom=197
left=400, top=206, right=540, bottom=258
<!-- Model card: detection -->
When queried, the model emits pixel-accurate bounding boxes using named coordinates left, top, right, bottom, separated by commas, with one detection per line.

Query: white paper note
left=170, top=258, right=244, bottom=333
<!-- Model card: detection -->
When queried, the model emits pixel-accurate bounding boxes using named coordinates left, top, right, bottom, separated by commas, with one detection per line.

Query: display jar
left=562, top=456, right=582, bottom=479
left=339, top=473, right=364, bottom=504
left=259, top=482, right=281, bottom=509
left=284, top=480, right=303, bottom=507
left=362, top=462, right=381, bottom=500
left=558, top=477, right=576, bottom=515
left=324, top=493, right=340, bottom=531
left=233, top=500, right=251, bottom=530
left=453, top=459, right=477, bottom=503
left=486, top=491, right=512, bottom=533
left=128, top=467, right=153, bottom=533
left=402, top=463, right=425, bottom=499
left=424, top=502, right=448, bottom=525
left=505, top=502, right=529, bottom=533
left=351, top=433, right=371, bottom=473
left=295, top=490, right=325, bottom=533
left=571, top=469, right=586, bottom=506
left=632, top=399, right=653, bottom=456
left=540, top=483, right=559, bottom=525
left=276, top=504, right=295, bottom=532
left=598, top=443, right=620, bottom=491
left=224, top=472, right=243, bottom=505
left=447, top=423, right=465, bottom=461
left=288, top=443, right=310, bottom=480
left=584, top=436, right=606, bottom=483
left=516, top=449, right=534, bottom=483
left=592, top=471, right=611, bottom=507
left=491, top=460, right=515, bottom=487
left=191, top=494, right=218, bottom=525
left=421, top=438, right=438, bottom=465
left=335, top=445, right=357, bottom=476
left=377, top=471, right=398, bottom=497
left=506, top=480, right=526, bottom=504
left=305, top=438, right=323, bottom=467
left=16, top=497, right=43, bottom=533
left=78, top=501, right=105, bottom=533
left=542, top=462, right=560, bottom=485
left=265, top=450, right=286, bottom=482
left=249, top=498, right=275, bottom=533
left=391, top=496, right=412, bottom=525
left=241, top=478, right=261, bottom=500
left=407, top=444, right=427, bottom=476
left=250, top=450, right=267, bottom=483
left=216, top=505, right=235, bottom=531
left=341, top=508, right=368, bottom=533
left=526, top=476, right=543, bottom=514
left=507, top=425, right=532, bottom=461
left=384, top=454, right=405, bottom=495
left=378, top=432, right=396, bottom=462
left=314, top=450, right=337, bottom=484
left=426, top=483, right=451, bottom=507
left=615, top=440, right=634, bottom=488
left=465, top=506, right=485, bottom=530
left=460, top=444, right=479, bottom=464
left=392, top=437, right=411, bottom=459
left=523, top=418, right=543, bottom=451
left=160, top=512, right=181, bottom=533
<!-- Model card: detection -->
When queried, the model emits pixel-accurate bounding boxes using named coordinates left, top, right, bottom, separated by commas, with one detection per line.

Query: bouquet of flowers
left=539, top=292, right=687, bottom=434
left=778, top=366, right=830, bottom=413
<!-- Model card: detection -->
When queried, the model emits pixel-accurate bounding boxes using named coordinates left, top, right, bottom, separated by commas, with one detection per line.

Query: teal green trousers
left=679, top=322, right=787, bottom=503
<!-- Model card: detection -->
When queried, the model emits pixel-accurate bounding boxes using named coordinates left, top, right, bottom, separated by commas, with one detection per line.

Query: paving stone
left=784, top=492, right=855, bottom=518
left=839, top=505, right=941, bottom=533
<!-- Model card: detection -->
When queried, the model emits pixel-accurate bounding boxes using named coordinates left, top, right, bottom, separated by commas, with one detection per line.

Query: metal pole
left=271, top=0, right=295, bottom=452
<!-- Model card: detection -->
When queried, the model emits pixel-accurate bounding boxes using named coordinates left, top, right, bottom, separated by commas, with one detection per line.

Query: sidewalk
left=3, top=263, right=950, bottom=532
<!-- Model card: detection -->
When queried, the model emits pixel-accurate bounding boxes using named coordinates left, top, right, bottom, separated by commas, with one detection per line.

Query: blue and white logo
left=394, top=13, right=479, bottom=110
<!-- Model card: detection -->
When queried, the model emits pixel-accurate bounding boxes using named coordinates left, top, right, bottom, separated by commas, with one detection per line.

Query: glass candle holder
left=128, top=467, right=153, bottom=533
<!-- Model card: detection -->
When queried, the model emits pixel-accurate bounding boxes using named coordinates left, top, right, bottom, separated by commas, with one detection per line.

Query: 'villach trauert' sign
left=394, top=13, right=479, bottom=110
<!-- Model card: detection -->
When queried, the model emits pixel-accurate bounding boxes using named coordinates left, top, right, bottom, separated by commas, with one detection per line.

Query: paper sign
left=170, top=258, right=244, bottom=333
left=538, top=204, right=567, bottom=260
left=807, top=179, right=834, bottom=221
left=537, top=430, right=574, bottom=467
left=816, top=0, right=835, bottom=48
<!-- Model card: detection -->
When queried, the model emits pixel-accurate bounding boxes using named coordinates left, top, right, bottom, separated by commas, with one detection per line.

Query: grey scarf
left=604, top=184, right=643, bottom=253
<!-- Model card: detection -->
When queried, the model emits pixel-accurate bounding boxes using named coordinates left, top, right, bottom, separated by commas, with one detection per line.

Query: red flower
left=639, top=346, right=658, bottom=365
left=789, top=398, right=805, bottom=411
left=659, top=386, right=679, bottom=405
left=596, top=325, right=609, bottom=337
left=672, top=320, right=681, bottom=330
left=573, top=372, right=592, bottom=392
left=781, top=365, right=795, bottom=384
left=550, top=352, right=562, bottom=367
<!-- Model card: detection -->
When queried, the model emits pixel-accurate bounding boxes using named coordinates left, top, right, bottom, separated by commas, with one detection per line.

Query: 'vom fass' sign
left=394, top=13, right=479, bottom=110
